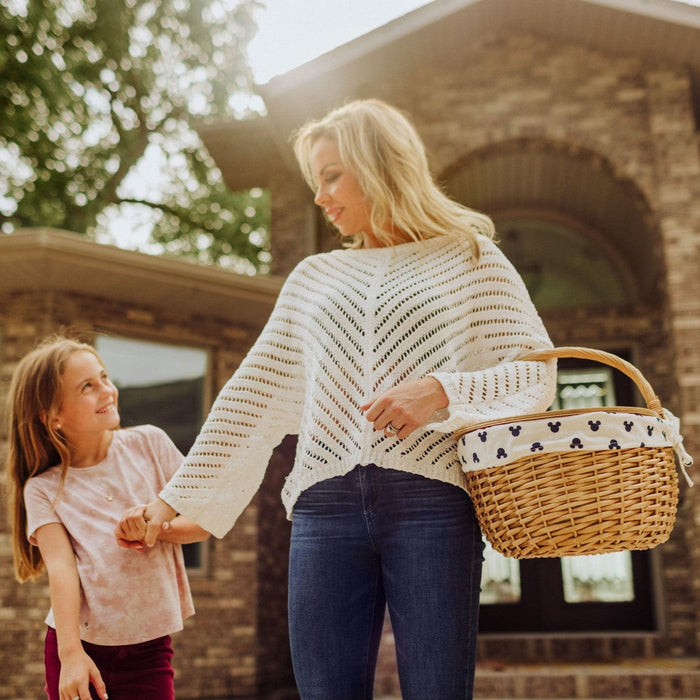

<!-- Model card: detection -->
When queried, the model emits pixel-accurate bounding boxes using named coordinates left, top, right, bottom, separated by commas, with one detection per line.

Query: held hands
left=115, top=505, right=150, bottom=551
left=115, top=499, right=176, bottom=550
left=362, top=377, right=448, bottom=439
left=59, top=647, right=108, bottom=700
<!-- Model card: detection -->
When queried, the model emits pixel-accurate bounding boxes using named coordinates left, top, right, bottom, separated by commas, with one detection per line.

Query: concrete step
left=376, top=657, right=700, bottom=699
left=474, top=657, right=700, bottom=698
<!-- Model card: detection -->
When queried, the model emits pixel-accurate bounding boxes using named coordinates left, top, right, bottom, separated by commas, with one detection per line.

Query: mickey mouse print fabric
left=459, top=409, right=684, bottom=476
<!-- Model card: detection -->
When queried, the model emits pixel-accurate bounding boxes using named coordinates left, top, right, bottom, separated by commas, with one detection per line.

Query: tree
left=0, top=0, right=270, bottom=273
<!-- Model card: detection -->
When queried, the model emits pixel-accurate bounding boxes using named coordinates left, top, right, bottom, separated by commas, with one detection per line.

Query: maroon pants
left=44, top=626, right=174, bottom=700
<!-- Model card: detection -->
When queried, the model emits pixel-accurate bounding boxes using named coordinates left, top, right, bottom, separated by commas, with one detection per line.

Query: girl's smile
left=54, top=350, right=120, bottom=466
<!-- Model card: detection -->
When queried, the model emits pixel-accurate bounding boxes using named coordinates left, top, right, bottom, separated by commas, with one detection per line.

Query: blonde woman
left=132, top=99, right=557, bottom=699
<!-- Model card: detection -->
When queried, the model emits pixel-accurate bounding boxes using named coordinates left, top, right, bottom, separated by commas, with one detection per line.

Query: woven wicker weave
left=454, top=347, right=680, bottom=558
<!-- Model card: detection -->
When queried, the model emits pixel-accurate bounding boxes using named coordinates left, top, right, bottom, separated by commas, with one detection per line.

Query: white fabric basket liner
left=458, top=410, right=673, bottom=473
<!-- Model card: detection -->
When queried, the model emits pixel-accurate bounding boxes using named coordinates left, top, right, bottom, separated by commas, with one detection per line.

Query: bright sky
left=248, top=0, right=434, bottom=83
left=247, top=0, right=700, bottom=83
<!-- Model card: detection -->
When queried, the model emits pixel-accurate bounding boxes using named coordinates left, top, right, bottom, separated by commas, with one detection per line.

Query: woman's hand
left=361, top=376, right=448, bottom=438
left=58, top=647, right=107, bottom=700
left=116, top=501, right=194, bottom=549
left=142, top=499, right=178, bottom=547
left=115, top=504, right=149, bottom=550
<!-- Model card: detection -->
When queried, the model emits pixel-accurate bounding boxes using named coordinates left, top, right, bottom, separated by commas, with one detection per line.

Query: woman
left=131, top=99, right=557, bottom=699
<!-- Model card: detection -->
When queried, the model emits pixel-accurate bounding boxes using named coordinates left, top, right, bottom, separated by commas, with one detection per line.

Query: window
left=95, top=335, right=209, bottom=573
left=497, top=220, right=630, bottom=309
left=561, top=552, right=634, bottom=603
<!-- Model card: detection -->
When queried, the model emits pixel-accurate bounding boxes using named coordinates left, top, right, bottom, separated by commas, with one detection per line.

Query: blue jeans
left=288, top=465, right=484, bottom=700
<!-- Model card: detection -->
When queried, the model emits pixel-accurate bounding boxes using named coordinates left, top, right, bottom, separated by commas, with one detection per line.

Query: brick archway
left=442, top=138, right=664, bottom=307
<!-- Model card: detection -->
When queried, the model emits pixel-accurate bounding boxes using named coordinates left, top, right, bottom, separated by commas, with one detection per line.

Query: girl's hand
left=58, top=647, right=108, bottom=700
left=35, top=523, right=107, bottom=698
left=115, top=504, right=174, bottom=550
left=361, top=377, right=448, bottom=439
left=115, top=504, right=149, bottom=550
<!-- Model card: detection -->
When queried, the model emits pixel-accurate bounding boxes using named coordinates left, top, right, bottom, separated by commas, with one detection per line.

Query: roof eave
left=0, top=229, right=282, bottom=329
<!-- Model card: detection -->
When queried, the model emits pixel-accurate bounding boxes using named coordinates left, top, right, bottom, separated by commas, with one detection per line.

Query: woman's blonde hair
left=4, top=335, right=102, bottom=582
left=292, top=98, right=495, bottom=253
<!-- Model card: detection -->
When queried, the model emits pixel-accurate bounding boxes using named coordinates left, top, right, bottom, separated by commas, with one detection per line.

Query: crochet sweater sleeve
left=159, top=264, right=309, bottom=537
left=425, top=237, right=556, bottom=432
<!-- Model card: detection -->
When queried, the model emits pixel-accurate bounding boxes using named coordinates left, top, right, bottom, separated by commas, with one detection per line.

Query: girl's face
left=309, top=137, right=382, bottom=248
left=54, top=350, right=120, bottom=439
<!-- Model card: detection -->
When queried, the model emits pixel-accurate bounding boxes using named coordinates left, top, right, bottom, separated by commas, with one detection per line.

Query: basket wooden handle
left=522, top=346, right=663, bottom=415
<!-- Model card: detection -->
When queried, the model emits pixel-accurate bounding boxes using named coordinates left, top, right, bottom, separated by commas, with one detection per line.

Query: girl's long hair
left=292, top=98, right=495, bottom=255
left=5, top=335, right=100, bottom=582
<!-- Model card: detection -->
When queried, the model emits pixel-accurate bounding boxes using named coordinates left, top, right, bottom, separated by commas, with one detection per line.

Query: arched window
left=496, top=217, right=630, bottom=308
left=443, top=138, right=662, bottom=307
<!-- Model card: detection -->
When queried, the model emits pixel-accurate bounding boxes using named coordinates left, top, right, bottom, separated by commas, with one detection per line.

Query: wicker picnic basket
left=454, top=347, right=691, bottom=559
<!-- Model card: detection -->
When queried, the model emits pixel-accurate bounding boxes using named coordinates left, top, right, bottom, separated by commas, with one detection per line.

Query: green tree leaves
left=1, top=0, right=270, bottom=272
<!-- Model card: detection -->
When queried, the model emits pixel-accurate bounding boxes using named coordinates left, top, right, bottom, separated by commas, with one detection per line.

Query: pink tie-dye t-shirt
left=24, top=425, right=195, bottom=646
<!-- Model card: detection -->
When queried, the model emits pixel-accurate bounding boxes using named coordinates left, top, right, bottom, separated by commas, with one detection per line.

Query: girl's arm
left=34, top=523, right=108, bottom=700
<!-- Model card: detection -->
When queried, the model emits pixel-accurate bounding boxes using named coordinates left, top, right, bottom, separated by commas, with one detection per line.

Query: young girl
left=5, top=335, right=210, bottom=700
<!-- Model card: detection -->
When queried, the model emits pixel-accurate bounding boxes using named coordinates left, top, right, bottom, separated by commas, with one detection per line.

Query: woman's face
left=309, top=137, right=381, bottom=248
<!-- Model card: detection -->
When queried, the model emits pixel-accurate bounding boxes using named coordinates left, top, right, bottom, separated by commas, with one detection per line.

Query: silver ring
left=73, top=696, right=80, bottom=700
left=385, top=423, right=399, bottom=435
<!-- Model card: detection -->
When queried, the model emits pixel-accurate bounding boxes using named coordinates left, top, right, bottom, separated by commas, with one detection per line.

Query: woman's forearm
left=158, top=515, right=211, bottom=544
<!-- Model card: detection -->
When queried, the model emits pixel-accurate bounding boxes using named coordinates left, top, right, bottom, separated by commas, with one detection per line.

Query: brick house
left=2, top=0, right=700, bottom=697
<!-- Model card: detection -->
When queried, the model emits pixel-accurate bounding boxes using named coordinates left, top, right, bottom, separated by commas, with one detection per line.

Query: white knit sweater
left=160, top=235, right=557, bottom=538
